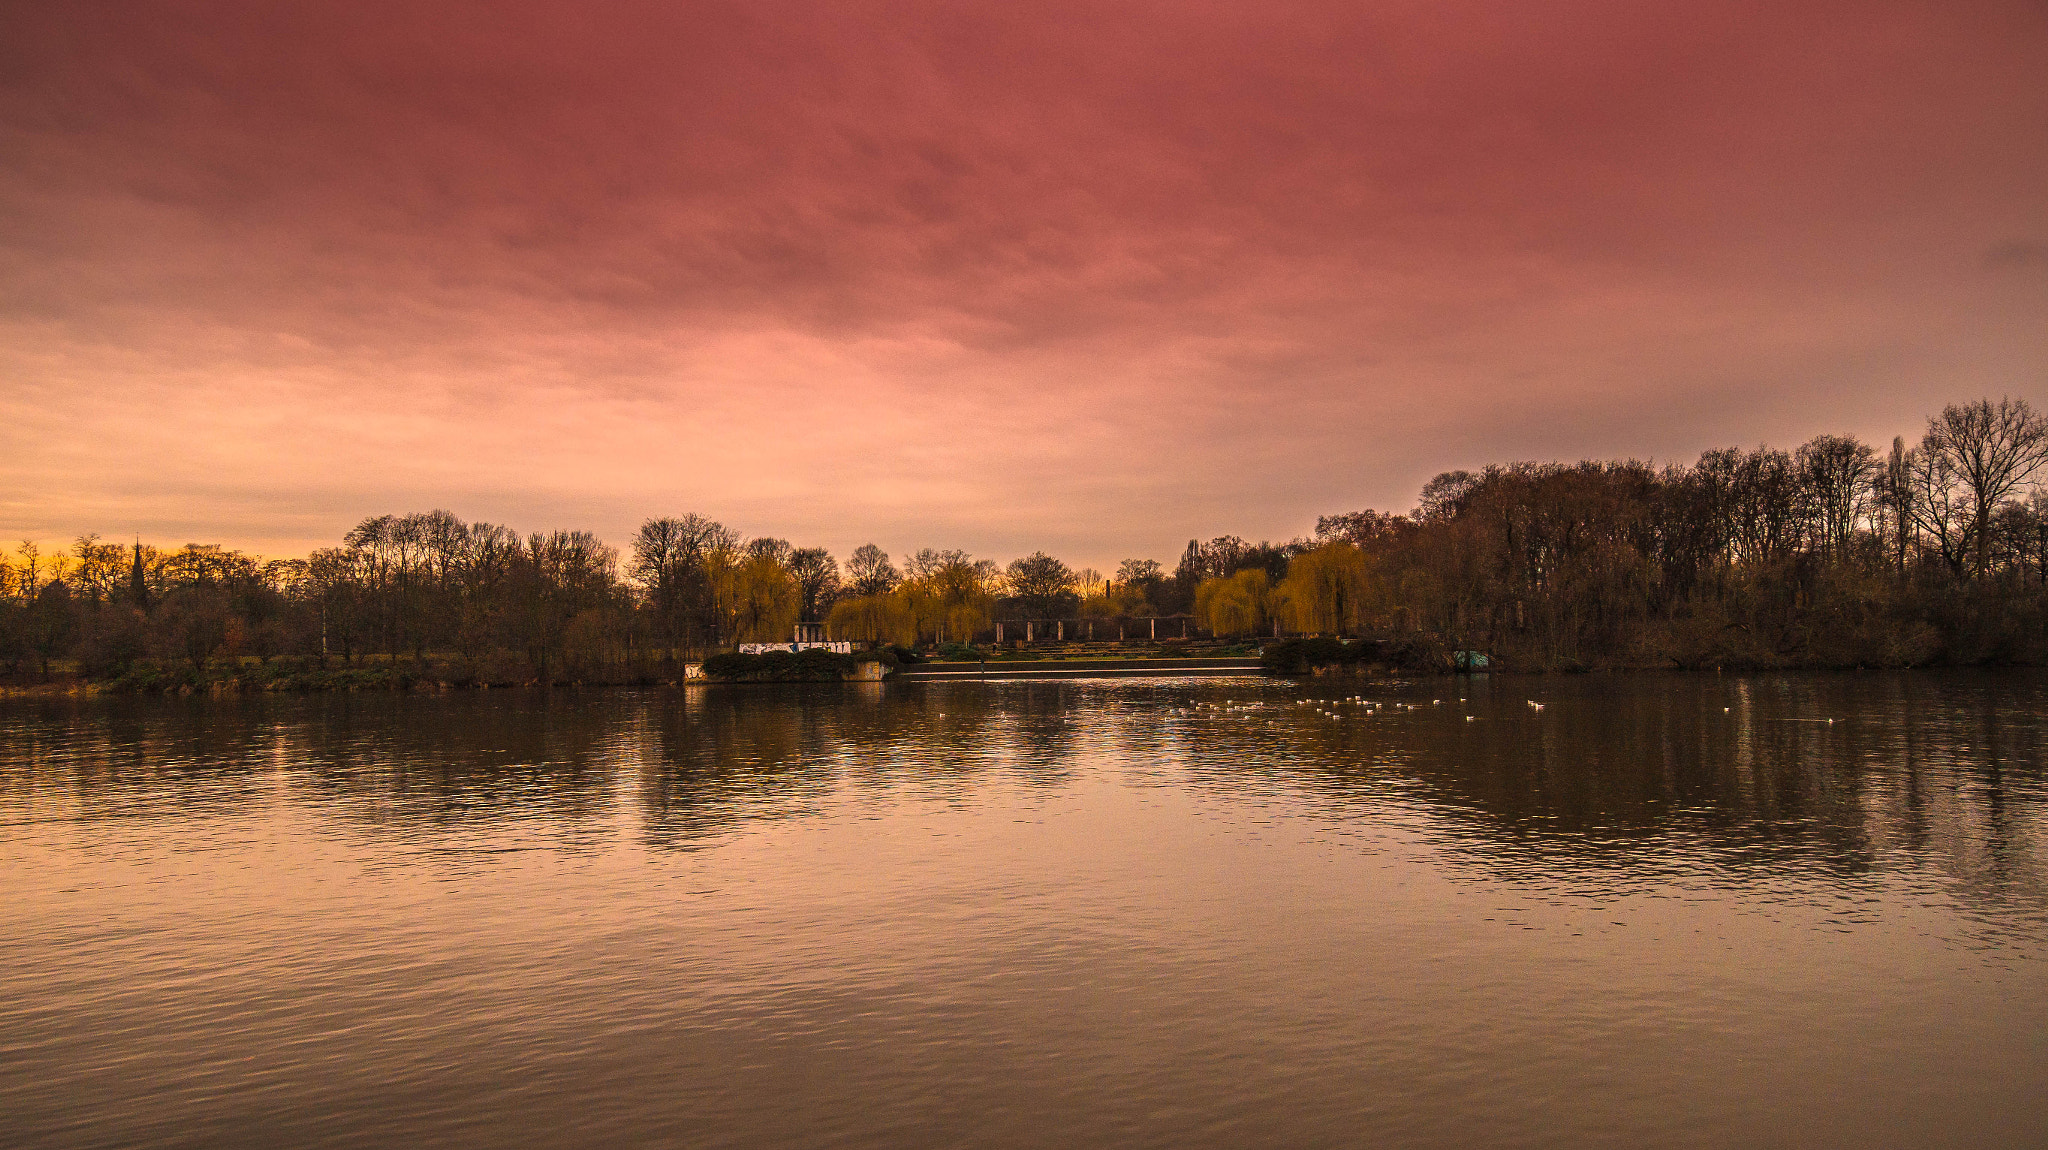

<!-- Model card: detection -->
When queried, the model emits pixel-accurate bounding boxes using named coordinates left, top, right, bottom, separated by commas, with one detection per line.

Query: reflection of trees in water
left=969, top=683, right=1081, bottom=787
left=3, top=685, right=1072, bottom=850
left=638, top=682, right=1088, bottom=849
left=0, top=695, right=281, bottom=820
left=0, top=692, right=626, bottom=834
left=278, top=692, right=620, bottom=832
left=641, top=686, right=868, bottom=849
left=1831, top=673, right=2048, bottom=919
left=1237, top=672, right=2048, bottom=913
left=8, top=674, right=2040, bottom=914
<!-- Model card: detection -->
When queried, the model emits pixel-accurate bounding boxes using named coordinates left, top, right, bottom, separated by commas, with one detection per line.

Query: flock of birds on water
left=936, top=693, right=1840, bottom=728
left=1172, top=695, right=1543, bottom=722
left=1165, top=695, right=1837, bottom=726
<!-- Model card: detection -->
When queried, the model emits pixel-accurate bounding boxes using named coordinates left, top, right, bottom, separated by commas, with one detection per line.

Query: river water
left=3, top=672, right=2045, bottom=1148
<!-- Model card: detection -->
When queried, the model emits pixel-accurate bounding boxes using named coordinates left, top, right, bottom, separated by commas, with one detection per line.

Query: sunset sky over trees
left=3, top=1, right=2044, bottom=566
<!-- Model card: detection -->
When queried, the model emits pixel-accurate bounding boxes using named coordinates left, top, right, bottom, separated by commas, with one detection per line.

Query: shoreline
left=4, top=659, right=2038, bottom=699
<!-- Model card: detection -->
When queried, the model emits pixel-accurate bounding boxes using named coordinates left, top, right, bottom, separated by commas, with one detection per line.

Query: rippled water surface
left=4, top=672, right=2046, bottom=1148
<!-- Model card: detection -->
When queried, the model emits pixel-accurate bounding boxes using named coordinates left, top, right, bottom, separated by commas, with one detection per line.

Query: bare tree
left=630, top=515, right=733, bottom=655
left=1795, top=434, right=1877, bottom=560
left=1415, top=470, right=1480, bottom=523
left=845, top=544, right=899, bottom=597
left=1921, top=397, right=2048, bottom=578
left=630, top=518, right=693, bottom=655
left=70, top=534, right=127, bottom=604
left=16, top=541, right=41, bottom=597
left=906, top=548, right=969, bottom=580
left=1875, top=436, right=1917, bottom=573
left=1315, top=509, right=1405, bottom=548
left=1728, top=447, right=1800, bottom=565
left=1114, top=558, right=1162, bottom=585
left=787, top=547, right=841, bottom=620
left=1906, top=443, right=1973, bottom=576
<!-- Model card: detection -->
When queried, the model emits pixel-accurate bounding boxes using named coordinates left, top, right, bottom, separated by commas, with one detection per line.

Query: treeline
left=1188, top=396, right=2048, bottom=669
left=2, top=396, right=2045, bottom=684
left=0, top=510, right=1143, bottom=685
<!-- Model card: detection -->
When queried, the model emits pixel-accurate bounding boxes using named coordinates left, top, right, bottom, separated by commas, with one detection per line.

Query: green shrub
left=1258, top=637, right=1454, bottom=674
left=702, top=649, right=860, bottom=682
left=1259, top=637, right=1356, bottom=674
left=1382, top=636, right=1452, bottom=673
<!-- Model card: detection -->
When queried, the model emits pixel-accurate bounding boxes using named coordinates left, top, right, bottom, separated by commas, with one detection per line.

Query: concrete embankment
left=892, top=657, right=1263, bottom=681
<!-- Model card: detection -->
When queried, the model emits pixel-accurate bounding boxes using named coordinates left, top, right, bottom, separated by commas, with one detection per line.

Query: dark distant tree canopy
left=1114, top=558, right=1161, bottom=585
left=846, top=544, right=900, bottom=597
left=1001, top=552, right=1079, bottom=620
left=787, top=547, right=841, bottom=621
left=1921, top=398, right=2048, bottom=578
left=6, top=396, right=2048, bottom=683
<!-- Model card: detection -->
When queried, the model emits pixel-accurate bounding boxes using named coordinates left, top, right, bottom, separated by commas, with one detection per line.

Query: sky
left=2, top=0, right=2045, bottom=571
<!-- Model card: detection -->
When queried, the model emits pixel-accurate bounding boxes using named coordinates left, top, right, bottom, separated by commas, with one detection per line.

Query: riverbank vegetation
left=3, top=396, right=2045, bottom=689
left=1264, top=397, right=2048, bottom=671
left=699, top=649, right=884, bottom=683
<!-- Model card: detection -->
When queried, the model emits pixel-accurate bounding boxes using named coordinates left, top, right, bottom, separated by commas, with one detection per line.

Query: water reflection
left=4, top=672, right=2046, bottom=1149
left=4, top=672, right=2042, bottom=905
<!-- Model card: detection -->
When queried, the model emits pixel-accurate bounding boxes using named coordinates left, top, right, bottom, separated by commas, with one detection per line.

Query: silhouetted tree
left=1796, top=434, right=1877, bottom=560
left=787, top=547, right=841, bottom=621
left=846, top=544, right=899, bottom=597
left=24, top=580, right=77, bottom=677
left=12, top=394, right=2047, bottom=684
left=1005, top=552, right=1077, bottom=619
left=1921, top=397, right=2048, bottom=578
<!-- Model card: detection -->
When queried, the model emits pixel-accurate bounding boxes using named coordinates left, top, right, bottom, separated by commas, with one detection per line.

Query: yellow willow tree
left=827, top=592, right=916, bottom=645
left=898, top=553, right=997, bottom=643
left=1277, top=542, right=1383, bottom=635
left=713, top=551, right=801, bottom=643
left=1103, top=580, right=1154, bottom=618
left=1193, top=569, right=1273, bottom=636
